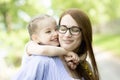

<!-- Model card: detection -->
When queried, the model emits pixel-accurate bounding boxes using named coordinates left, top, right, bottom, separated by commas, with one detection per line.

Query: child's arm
left=26, top=41, right=68, bottom=56
left=26, top=41, right=85, bottom=69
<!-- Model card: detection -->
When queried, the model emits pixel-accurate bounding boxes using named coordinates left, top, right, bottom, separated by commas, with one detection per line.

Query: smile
left=63, top=40, right=73, bottom=44
left=52, top=38, right=58, bottom=42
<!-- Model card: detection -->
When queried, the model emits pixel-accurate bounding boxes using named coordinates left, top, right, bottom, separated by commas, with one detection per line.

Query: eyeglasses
left=58, top=25, right=81, bottom=35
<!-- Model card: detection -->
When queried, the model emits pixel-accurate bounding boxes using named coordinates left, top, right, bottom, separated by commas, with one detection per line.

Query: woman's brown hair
left=59, top=8, right=99, bottom=80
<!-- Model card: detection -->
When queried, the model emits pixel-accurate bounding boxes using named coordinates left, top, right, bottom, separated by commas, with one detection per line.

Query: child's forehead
left=36, top=22, right=57, bottom=33
left=36, top=18, right=56, bottom=26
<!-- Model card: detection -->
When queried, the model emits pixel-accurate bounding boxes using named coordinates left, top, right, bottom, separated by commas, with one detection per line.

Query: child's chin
left=52, top=43, right=60, bottom=46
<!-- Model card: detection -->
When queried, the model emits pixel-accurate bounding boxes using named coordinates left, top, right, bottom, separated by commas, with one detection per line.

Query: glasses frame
left=58, top=25, right=81, bottom=35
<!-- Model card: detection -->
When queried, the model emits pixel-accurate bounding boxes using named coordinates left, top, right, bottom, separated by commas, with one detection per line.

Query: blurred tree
left=0, top=0, right=119, bottom=68
left=0, top=0, right=12, bottom=32
left=0, top=0, right=120, bottom=31
left=104, top=0, right=120, bottom=20
left=51, top=0, right=120, bottom=24
left=0, top=0, right=48, bottom=32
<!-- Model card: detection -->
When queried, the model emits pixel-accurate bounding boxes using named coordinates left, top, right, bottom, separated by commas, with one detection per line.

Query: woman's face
left=59, top=14, right=82, bottom=51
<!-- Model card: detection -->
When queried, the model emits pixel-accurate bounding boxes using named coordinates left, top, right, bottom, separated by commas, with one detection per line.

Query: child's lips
left=52, top=38, right=58, bottom=42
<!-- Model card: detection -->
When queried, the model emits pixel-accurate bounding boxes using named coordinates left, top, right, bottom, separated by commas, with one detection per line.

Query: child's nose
left=53, top=31, right=58, bottom=36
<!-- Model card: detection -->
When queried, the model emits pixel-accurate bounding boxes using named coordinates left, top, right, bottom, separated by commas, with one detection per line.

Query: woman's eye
left=71, top=28, right=80, bottom=32
left=61, top=28, right=66, bottom=31
left=72, top=29, right=79, bottom=32
left=60, top=27, right=66, bottom=31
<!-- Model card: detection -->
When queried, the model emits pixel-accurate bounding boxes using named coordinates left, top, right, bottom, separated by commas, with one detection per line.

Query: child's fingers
left=71, top=55, right=78, bottom=62
left=67, top=61, right=77, bottom=70
left=75, top=57, right=80, bottom=63
left=65, top=52, right=80, bottom=65
left=67, top=62, right=73, bottom=69
left=67, top=62, right=74, bottom=69
left=73, top=54, right=80, bottom=63
left=64, top=56, right=73, bottom=62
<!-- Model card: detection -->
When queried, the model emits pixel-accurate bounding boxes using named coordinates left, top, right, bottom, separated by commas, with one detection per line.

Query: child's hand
left=64, top=52, right=80, bottom=70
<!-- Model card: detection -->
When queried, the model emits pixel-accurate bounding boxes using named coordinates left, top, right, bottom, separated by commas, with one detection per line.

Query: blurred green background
left=0, top=0, right=120, bottom=80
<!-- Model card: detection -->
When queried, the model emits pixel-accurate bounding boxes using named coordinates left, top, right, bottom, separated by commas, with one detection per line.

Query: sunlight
left=18, top=10, right=31, bottom=22
left=41, top=0, right=51, bottom=8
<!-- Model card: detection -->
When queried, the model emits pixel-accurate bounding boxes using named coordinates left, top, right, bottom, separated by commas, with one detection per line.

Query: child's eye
left=55, top=28, right=58, bottom=31
left=46, top=31, right=51, bottom=33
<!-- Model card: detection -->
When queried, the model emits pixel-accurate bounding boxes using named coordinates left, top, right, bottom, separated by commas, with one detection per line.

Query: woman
left=57, top=8, right=99, bottom=80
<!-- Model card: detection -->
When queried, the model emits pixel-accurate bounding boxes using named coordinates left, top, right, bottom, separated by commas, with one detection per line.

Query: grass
left=93, top=34, right=120, bottom=56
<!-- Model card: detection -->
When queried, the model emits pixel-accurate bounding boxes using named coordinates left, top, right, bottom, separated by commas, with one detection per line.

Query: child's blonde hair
left=27, top=14, right=55, bottom=40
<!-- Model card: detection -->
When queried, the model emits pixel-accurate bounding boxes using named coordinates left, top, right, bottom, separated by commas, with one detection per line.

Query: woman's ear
left=31, top=34, right=39, bottom=43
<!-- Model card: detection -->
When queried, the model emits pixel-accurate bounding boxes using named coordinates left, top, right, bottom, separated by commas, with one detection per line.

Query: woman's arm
left=26, top=41, right=68, bottom=56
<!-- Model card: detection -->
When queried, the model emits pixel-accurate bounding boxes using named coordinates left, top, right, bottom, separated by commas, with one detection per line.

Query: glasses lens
left=70, top=27, right=80, bottom=35
left=58, top=25, right=67, bottom=34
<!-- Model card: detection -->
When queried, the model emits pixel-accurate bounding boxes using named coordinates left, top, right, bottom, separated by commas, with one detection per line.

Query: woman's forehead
left=60, top=14, right=78, bottom=27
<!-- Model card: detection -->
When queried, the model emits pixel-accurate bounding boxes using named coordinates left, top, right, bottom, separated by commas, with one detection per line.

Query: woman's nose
left=64, top=30, right=72, bottom=37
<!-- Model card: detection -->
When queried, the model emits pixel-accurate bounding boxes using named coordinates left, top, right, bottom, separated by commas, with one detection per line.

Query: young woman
left=58, top=8, right=99, bottom=80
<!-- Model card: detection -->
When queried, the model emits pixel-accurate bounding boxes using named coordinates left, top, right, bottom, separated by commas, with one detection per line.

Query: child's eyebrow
left=43, top=27, right=52, bottom=31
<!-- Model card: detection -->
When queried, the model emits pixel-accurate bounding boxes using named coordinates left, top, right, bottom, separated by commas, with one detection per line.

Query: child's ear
left=31, top=34, right=39, bottom=43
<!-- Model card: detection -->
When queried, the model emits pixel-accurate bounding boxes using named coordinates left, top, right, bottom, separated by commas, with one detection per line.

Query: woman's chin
left=62, top=46, right=74, bottom=51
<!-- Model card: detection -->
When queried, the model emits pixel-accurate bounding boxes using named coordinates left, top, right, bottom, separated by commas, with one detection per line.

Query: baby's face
left=35, top=18, right=59, bottom=46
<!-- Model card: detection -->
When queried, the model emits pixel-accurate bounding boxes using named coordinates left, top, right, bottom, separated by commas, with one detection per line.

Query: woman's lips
left=63, top=40, right=73, bottom=44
